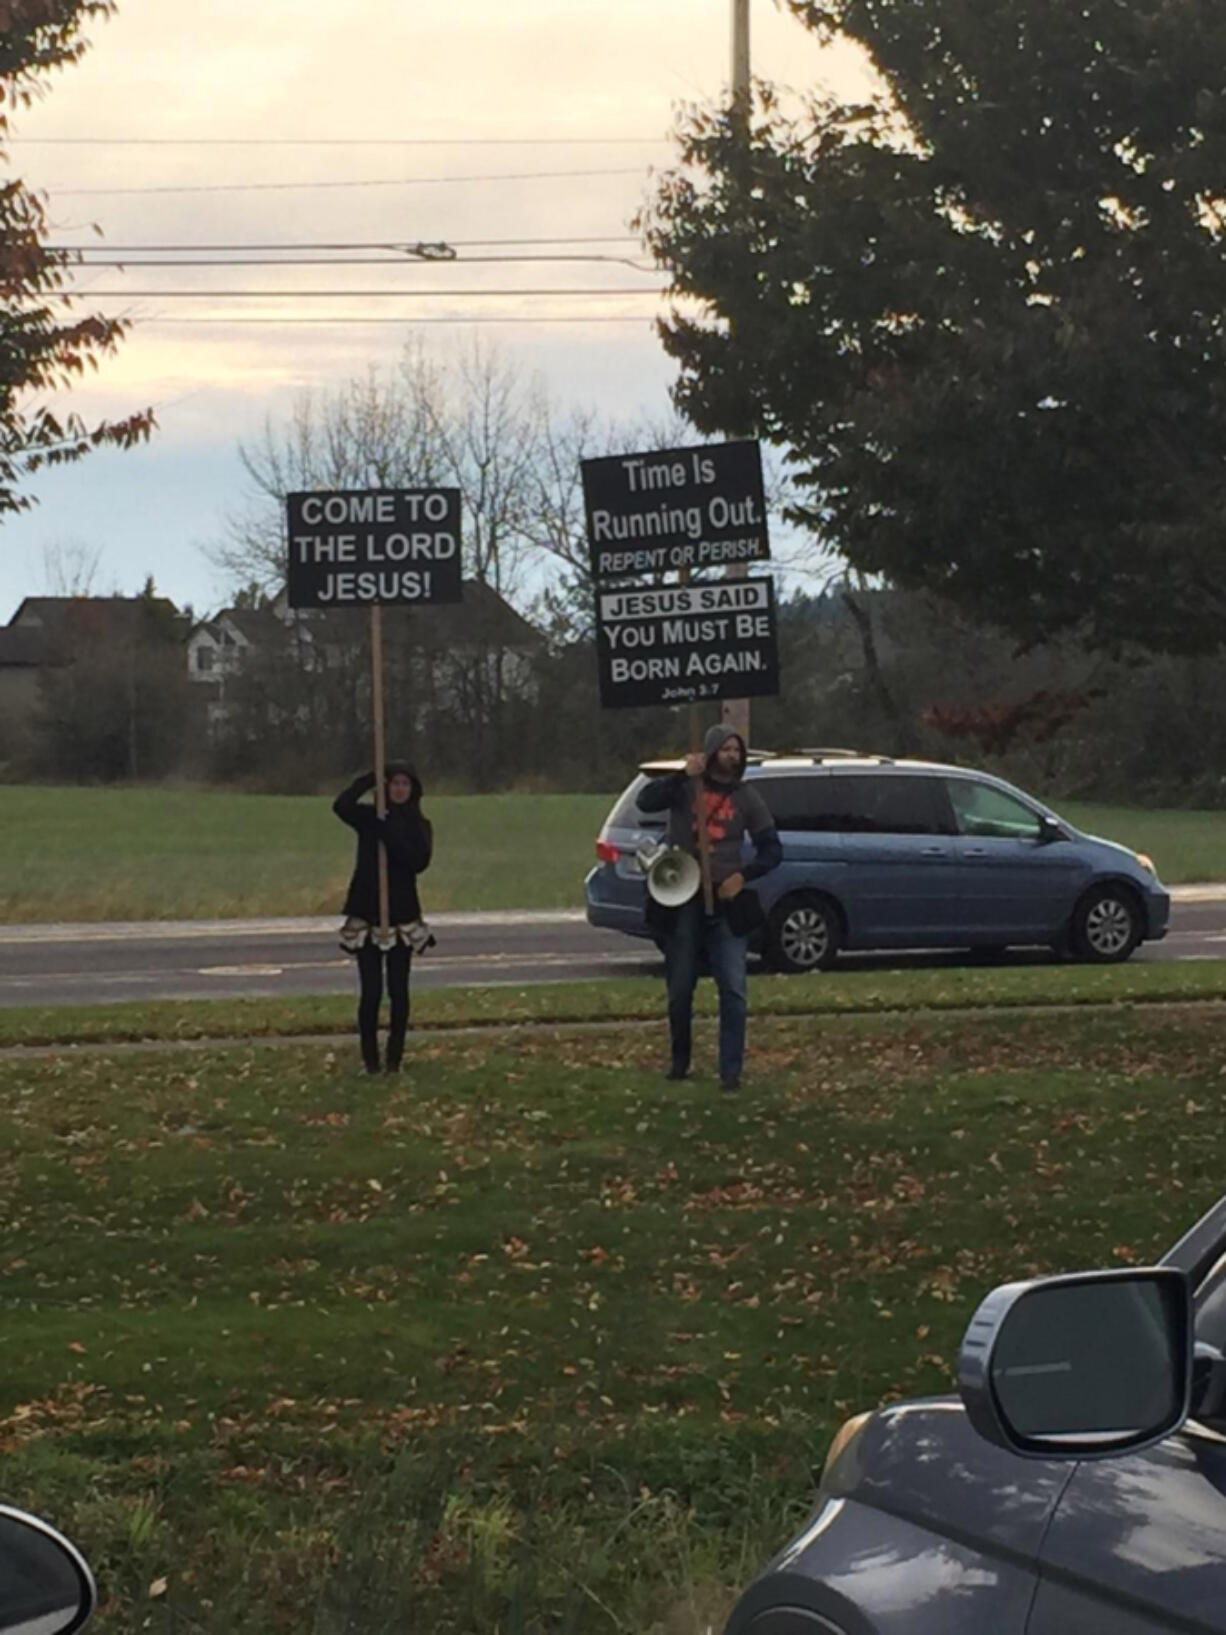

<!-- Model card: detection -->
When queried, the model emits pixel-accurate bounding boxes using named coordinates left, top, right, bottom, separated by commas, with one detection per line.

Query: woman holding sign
left=333, top=761, right=434, bottom=1073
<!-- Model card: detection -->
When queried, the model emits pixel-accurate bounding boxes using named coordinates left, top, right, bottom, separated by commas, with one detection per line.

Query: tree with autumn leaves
left=644, top=0, right=1226, bottom=658
left=1, top=0, right=153, bottom=521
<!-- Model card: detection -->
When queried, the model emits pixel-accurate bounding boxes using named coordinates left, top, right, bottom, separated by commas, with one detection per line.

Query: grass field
left=1, top=1000, right=1223, bottom=1632
left=0, top=783, right=1222, bottom=922
left=0, top=786, right=611, bottom=921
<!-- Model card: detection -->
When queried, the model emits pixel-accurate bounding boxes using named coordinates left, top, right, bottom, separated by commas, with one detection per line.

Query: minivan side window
left=840, top=774, right=955, bottom=836
left=752, top=776, right=847, bottom=832
left=946, top=779, right=1043, bottom=840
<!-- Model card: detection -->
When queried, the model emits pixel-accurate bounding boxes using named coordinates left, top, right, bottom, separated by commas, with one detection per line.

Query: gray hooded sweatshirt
left=637, top=725, right=781, bottom=887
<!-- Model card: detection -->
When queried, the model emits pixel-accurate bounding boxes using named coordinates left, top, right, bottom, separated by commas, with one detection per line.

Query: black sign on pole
left=581, top=439, right=769, bottom=582
left=595, top=576, right=780, bottom=709
left=285, top=488, right=463, bottom=609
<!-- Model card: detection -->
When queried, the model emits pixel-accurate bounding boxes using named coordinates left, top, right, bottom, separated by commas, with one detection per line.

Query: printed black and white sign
left=581, top=439, right=770, bottom=581
left=596, top=577, right=779, bottom=709
left=286, top=489, right=463, bottom=609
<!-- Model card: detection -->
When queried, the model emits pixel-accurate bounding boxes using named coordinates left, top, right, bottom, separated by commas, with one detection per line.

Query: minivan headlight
left=1135, top=852, right=1155, bottom=874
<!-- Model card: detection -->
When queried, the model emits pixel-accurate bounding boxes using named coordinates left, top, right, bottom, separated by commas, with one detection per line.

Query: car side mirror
left=0, top=1506, right=95, bottom=1635
left=1037, top=815, right=1063, bottom=845
left=958, top=1268, right=1192, bottom=1460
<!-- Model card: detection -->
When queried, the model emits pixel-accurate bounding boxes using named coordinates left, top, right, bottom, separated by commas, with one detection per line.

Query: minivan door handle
left=964, top=847, right=989, bottom=857
left=921, top=845, right=946, bottom=856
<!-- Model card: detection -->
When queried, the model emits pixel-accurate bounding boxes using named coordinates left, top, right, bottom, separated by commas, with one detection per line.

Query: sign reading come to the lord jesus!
left=286, top=488, right=463, bottom=608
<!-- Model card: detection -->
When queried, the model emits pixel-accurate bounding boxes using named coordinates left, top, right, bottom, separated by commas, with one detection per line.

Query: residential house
left=0, top=594, right=188, bottom=765
left=189, top=581, right=544, bottom=736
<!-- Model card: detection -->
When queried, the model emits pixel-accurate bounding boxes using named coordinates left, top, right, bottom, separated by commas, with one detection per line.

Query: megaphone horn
left=644, top=845, right=701, bottom=909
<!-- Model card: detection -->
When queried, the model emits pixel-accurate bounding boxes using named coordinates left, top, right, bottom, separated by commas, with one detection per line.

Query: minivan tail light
left=595, top=840, right=621, bottom=864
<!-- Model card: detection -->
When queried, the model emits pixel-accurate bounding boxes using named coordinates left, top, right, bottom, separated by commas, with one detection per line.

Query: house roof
left=385, top=579, right=544, bottom=648
left=218, top=606, right=296, bottom=646
left=11, top=595, right=184, bottom=632
left=187, top=582, right=542, bottom=655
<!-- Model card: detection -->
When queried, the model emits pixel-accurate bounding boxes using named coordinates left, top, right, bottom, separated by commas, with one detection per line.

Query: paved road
left=0, top=912, right=656, bottom=1008
left=1, top=892, right=1224, bottom=1008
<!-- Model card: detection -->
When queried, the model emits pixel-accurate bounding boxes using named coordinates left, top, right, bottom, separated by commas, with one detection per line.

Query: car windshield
left=1196, top=1252, right=1226, bottom=1353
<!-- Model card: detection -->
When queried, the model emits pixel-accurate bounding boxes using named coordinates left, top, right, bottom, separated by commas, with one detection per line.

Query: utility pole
left=732, top=0, right=751, bottom=122
left=723, top=0, right=753, bottom=743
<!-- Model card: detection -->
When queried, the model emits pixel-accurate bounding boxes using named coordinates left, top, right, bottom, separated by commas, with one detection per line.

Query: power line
left=13, top=135, right=666, bottom=147
left=48, top=235, right=641, bottom=251
left=132, top=314, right=660, bottom=325
left=64, top=287, right=666, bottom=299
left=52, top=166, right=647, bottom=198
left=57, top=254, right=658, bottom=270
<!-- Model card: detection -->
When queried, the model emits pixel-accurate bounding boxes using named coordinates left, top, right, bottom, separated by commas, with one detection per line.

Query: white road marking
left=198, top=964, right=286, bottom=977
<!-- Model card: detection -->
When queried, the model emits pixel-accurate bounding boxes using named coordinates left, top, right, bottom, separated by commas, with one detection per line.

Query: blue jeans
left=664, top=895, right=749, bottom=1082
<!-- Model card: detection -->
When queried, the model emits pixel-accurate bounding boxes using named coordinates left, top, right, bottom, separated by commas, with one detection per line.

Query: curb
left=0, top=910, right=588, bottom=946
left=0, top=888, right=1223, bottom=943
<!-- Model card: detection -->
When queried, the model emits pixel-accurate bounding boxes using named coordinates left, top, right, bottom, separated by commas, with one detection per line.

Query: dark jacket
left=333, top=770, right=433, bottom=924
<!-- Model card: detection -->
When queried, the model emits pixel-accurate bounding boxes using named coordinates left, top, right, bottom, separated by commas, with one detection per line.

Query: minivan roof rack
left=783, top=747, right=896, bottom=765
left=637, top=746, right=777, bottom=774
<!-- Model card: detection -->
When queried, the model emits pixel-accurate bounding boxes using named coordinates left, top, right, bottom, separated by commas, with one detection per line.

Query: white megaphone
left=635, top=840, right=702, bottom=908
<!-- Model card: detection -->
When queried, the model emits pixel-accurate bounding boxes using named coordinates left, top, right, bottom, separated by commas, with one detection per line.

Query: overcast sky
left=4, top=1, right=870, bottom=621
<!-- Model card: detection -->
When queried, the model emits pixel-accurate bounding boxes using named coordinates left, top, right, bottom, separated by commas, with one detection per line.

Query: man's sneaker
left=665, top=1064, right=689, bottom=1082
left=720, top=1076, right=740, bottom=1093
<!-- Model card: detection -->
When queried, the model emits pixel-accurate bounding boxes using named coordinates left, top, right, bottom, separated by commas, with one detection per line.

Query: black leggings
left=355, top=941, right=412, bottom=1070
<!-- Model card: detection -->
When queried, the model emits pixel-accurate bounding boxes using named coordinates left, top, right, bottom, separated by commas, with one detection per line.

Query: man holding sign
left=638, top=726, right=781, bottom=1092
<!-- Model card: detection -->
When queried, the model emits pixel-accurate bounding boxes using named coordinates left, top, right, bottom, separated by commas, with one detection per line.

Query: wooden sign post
left=683, top=563, right=715, bottom=916
left=689, top=708, right=715, bottom=916
left=370, top=605, right=390, bottom=943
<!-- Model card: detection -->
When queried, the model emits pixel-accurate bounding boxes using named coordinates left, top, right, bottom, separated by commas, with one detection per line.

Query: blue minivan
left=585, top=752, right=1170, bottom=968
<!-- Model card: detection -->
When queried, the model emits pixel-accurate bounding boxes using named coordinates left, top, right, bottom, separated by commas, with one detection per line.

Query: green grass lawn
left=0, top=786, right=612, bottom=921
left=1, top=1003, right=1222, bottom=1632
left=0, top=783, right=1221, bottom=923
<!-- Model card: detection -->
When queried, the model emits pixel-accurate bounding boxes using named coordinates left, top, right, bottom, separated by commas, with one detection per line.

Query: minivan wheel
left=765, top=895, right=841, bottom=973
left=1071, top=885, right=1143, bottom=964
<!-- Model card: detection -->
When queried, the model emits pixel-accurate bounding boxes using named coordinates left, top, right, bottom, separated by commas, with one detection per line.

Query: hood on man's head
left=702, top=724, right=746, bottom=777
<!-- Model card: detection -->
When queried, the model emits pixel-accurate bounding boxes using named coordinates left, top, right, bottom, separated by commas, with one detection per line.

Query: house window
left=195, top=646, right=215, bottom=673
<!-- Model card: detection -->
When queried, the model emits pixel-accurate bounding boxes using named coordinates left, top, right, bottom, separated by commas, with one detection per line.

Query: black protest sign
left=596, top=577, right=779, bottom=709
left=286, top=489, right=463, bottom=609
left=581, top=439, right=769, bottom=581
